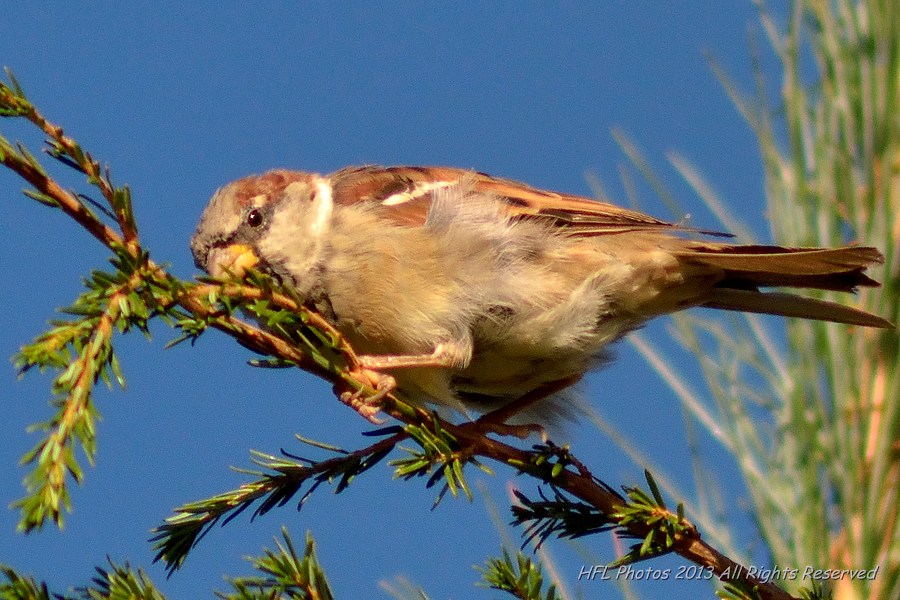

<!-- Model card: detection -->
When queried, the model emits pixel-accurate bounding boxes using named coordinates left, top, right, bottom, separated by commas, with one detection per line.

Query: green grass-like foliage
left=621, top=1, right=898, bottom=599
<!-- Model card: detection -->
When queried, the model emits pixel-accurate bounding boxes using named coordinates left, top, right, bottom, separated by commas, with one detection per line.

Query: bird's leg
left=337, top=343, right=467, bottom=424
left=338, top=343, right=467, bottom=423
left=470, top=375, right=583, bottom=439
left=356, top=342, right=468, bottom=370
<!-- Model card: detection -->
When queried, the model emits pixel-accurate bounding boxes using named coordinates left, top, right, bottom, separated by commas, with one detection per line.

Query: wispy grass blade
left=609, top=2, right=898, bottom=597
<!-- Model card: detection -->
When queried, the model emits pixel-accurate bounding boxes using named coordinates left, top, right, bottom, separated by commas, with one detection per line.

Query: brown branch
left=12, top=95, right=137, bottom=243
left=1, top=149, right=123, bottom=250
left=189, top=283, right=362, bottom=370
left=439, top=422, right=791, bottom=600
left=176, top=291, right=341, bottom=381
left=0, top=85, right=797, bottom=599
left=3, top=157, right=795, bottom=599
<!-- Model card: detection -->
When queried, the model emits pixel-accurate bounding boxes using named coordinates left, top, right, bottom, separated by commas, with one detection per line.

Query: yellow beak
left=207, top=243, right=260, bottom=278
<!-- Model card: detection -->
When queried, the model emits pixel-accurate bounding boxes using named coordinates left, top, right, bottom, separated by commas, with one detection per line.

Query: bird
left=190, top=165, right=892, bottom=423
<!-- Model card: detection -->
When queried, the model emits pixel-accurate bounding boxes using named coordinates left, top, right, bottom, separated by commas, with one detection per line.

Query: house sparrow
left=191, top=165, right=892, bottom=421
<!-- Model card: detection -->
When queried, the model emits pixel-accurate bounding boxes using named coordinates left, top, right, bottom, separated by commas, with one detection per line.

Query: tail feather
left=672, top=244, right=893, bottom=328
left=703, top=289, right=893, bottom=328
left=676, top=245, right=882, bottom=291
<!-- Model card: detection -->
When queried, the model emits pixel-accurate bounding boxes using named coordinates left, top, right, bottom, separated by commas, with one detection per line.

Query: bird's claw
left=337, top=369, right=396, bottom=424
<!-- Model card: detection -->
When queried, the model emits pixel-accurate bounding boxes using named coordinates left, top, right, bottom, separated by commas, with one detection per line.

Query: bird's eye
left=246, top=209, right=263, bottom=227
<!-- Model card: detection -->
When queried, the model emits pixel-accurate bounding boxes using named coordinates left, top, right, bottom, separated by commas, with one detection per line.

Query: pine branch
left=0, top=529, right=331, bottom=600
left=151, top=431, right=403, bottom=574
left=217, top=528, right=334, bottom=600
left=0, top=70, right=803, bottom=600
left=0, top=564, right=52, bottom=600
left=73, top=561, right=165, bottom=600
left=478, top=549, right=559, bottom=600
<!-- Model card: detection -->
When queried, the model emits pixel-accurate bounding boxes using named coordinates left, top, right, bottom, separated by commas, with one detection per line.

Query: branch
left=0, top=528, right=333, bottom=600
left=151, top=431, right=404, bottom=573
left=0, top=70, right=799, bottom=600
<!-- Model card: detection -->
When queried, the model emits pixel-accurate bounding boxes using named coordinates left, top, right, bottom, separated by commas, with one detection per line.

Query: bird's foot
left=337, top=369, right=395, bottom=424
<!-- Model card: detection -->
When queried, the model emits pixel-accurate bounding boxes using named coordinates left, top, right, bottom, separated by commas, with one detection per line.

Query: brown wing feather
left=330, top=165, right=463, bottom=226
left=329, top=165, right=727, bottom=236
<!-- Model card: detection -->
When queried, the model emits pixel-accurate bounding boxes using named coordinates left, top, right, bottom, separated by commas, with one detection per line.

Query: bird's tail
left=672, top=244, right=893, bottom=328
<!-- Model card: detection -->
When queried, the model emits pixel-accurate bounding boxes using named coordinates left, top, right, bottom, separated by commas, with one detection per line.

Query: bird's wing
left=329, top=165, right=727, bottom=236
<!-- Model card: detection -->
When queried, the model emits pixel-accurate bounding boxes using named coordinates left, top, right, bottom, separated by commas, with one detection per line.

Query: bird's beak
left=206, top=244, right=260, bottom=278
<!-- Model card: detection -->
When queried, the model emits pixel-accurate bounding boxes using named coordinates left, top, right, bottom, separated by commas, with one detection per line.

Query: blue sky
left=1, top=4, right=786, bottom=599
